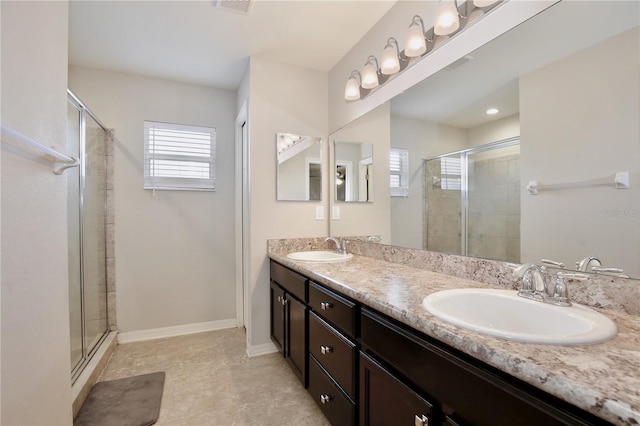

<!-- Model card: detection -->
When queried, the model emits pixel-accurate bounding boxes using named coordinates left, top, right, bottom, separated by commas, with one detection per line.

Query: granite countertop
left=268, top=251, right=640, bottom=425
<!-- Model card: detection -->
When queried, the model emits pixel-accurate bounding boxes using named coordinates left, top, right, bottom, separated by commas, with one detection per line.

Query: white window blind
left=144, top=121, right=216, bottom=191
left=441, top=157, right=461, bottom=190
left=390, top=148, right=409, bottom=197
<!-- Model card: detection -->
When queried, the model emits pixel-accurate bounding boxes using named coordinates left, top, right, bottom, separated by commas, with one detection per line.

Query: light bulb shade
left=344, top=74, right=361, bottom=101
left=473, top=0, right=499, bottom=7
left=434, top=0, right=460, bottom=36
left=405, top=21, right=427, bottom=57
left=381, top=43, right=400, bottom=75
left=361, top=59, right=379, bottom=89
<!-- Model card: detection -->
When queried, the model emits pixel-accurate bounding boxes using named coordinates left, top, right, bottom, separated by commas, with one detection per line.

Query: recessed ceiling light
left=486, top=108, right=499, bottom=115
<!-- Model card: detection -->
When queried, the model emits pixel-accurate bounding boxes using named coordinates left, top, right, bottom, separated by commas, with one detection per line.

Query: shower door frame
left=68, top=89, right=110, bottom=383
left=424, top=136, right=520, bottom=256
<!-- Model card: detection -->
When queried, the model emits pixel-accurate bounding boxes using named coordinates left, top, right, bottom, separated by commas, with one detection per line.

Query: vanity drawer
left=270, top=261, right=307, bottom=302
left=308, top=355, right=356, bottom=426
left=309, top=281, right=357, bottom=338
left=309, top=311, right=357, bottom=399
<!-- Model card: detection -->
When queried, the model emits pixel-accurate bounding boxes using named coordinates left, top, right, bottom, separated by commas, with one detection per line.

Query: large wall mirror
left=334, top=141, right=374, bottom=202
left=276, top=133, right=322, bottom=201
left=330, top=1, right=640, bottom=278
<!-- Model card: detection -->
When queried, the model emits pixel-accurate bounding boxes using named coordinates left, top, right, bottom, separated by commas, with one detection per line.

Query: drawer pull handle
left=320, top=302, right=333, bottom=310
left=320, top=345, right=333, bottom=355
left=414, top=414, right=429, bottom=426
left=320, top=394, right=332, bottom=405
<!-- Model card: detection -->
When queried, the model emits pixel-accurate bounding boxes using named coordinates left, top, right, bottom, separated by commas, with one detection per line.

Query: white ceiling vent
left=216, top=0, right=253, bottom=15
left=445, top=55, right=474, bottom=71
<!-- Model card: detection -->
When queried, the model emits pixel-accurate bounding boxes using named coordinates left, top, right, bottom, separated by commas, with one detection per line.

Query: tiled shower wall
left=106, top=130, right=116, bottom=330
left=468, top=152, right=520, bottom=263
left=424, top=152, right=521, bottom=263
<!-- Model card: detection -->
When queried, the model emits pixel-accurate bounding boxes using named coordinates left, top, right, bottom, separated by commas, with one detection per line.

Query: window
left=144, top=121, right=216, bottom=191
left=390, top=148, right=409, bottom=197
left=440, top=157, right=461, bottom=190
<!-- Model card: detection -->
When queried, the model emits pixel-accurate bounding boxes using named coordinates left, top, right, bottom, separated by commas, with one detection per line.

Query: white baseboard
left=118, top=319, right=237, bottom=344
left=247, top=342, right=279, bottom=357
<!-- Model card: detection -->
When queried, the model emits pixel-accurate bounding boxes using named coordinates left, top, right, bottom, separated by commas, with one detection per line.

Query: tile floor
left=98, top=328, right=330, bottom=425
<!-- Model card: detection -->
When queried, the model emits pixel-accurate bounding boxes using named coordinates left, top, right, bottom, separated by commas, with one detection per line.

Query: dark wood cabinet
left=270, top=260, right=610, bottom=426
left=269, top=280, right=285, bottom=353
left=270, top=261, right=308, bottom=386
left=360, top=351, right=435, bottom=426
left=360, top=308, right=608, bottom=426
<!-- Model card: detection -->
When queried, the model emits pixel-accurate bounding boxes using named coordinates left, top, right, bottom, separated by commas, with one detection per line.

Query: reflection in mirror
left=334, top=141, right=373, bottom=202
left=276, top=133, right=322, bottom=201
left=332, top=1, right=640, bottom=278
left=425, top=138, right=520, bottom=263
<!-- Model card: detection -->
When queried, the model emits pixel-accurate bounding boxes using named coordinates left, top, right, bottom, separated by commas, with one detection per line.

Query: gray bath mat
left=74, top=371, right=165, bottom=426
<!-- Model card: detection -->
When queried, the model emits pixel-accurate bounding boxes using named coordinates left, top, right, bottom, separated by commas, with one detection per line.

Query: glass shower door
left=424, top=154, right=463, bottom=255
left=67, top=101, right=83, bottom=371
left=82, top=114, right=107, bottom=354
left=68, top=92, right=108, bottom=380
left=467, top=143, right=521, bottom=263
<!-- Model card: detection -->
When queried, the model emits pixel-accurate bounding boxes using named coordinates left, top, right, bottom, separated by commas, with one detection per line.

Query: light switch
left=315, top=206, right=324, bottom=220
left=332, top=205, right=340, bottom=220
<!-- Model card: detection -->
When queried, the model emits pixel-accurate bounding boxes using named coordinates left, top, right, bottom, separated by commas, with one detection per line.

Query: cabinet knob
left=320, top=301, right=333, bottom=310
left=320, top=394, right=332, bottom=405
left=277, top=296, right=282, bottom=303
left=281, top=297, right=287, bottom=306
left=320, top=345, right=333, bottom=355
left=414, top=414, right=429, bottom=426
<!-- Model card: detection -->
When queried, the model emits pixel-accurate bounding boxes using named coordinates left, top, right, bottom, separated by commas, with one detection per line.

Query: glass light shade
left=381, top=44, right=400, bottom=75
left=344, top=76, right=360, bottom=101
left=405, top=22, right=427, bottom=57
left=361, top=61, right=379, bottom=89
left=473, top=0, right=499, bottom=7
left=434, top=0, right=460, bottom=36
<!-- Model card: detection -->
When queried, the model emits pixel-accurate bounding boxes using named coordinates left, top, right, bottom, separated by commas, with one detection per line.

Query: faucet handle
left=548, top=272, right=589, bottom=307
left=541, top=259, right=566, bottom=268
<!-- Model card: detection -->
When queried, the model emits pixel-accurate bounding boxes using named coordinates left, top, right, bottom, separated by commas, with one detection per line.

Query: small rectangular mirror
left=334, top=140, right=373, bottom=202
left=277, top=133, right=322, bottom=201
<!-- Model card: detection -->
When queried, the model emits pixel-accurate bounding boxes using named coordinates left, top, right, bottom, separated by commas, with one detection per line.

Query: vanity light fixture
left=486, top=107, right=499, bottom=115
left=362, top=56, right=381, bottom=89
left=344, top=70, right=363, bottom=101
left=343, top=1, right=503, bottom=101
left=381, top=38, right=402, bottom=75
left=405, top=15, right=428, bottom=58
left=434, top=0, right=462, bottom=36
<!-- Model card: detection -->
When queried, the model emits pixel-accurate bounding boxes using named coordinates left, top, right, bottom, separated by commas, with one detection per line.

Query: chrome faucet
left=513, top=264, right=548, bottom=301
left=576, top=256, right=601, bottom=272
left=513, top=263, right=588, bottom=306
left=325, top=237, right=348, bottom=255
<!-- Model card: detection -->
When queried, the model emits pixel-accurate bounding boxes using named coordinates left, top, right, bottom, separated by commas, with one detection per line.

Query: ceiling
left=68, top=0, right=396, bottom=90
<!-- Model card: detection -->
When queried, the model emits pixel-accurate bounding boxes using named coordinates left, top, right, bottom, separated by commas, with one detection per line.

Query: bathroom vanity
left=269, top=243, right=640, bottom=425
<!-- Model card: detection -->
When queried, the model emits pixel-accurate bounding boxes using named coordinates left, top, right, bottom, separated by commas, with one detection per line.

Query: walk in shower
left=67, top=90, right=109, bottom=381
left=424, top=138, right=521, bottom=263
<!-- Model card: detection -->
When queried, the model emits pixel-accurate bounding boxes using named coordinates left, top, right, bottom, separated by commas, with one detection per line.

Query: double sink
left=286, top=250, right=617, bottom=345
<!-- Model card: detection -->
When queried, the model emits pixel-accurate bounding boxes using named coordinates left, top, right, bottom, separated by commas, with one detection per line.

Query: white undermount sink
left=422, top=288, right=617, bottom=345
left=286, top=250, right=353, bottom=262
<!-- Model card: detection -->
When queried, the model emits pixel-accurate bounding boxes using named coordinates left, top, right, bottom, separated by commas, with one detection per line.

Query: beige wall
left=1, top=1, right=73, bottom=424
left=68, top=67, right=237, bottom=333
left=247, top=57, right=328, bottom=352
left=520, top=28, right=640, bottom=276
left=330, top=103, right=391, bottom=242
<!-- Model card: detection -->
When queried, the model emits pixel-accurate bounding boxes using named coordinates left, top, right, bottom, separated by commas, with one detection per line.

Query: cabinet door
left=360, top=352, right=435, bottom=426
left=286, top=295, right=307, bottom=386
left=270, top=280, right=285, bottom=354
